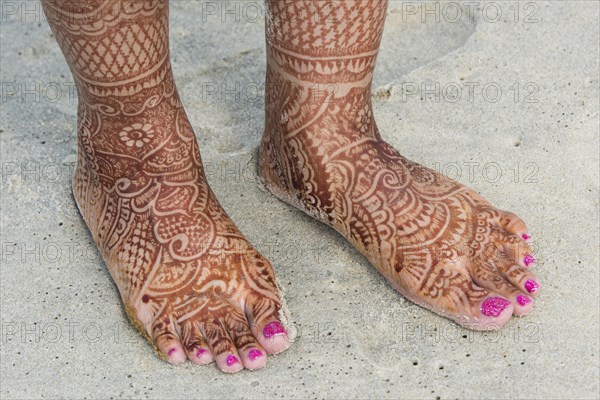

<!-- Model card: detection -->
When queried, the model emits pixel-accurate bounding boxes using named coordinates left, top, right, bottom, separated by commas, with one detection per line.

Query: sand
left=1, top=1, right=598, bottom=398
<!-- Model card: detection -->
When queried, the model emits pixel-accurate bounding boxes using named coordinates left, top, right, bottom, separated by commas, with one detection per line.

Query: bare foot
left=44, top=0, right=290, bottom=371
left=260, top=0, right=539, bottom=330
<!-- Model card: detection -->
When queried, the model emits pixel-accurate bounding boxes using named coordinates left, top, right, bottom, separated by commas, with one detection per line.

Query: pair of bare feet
left=43, top=0, right=539, bottom=373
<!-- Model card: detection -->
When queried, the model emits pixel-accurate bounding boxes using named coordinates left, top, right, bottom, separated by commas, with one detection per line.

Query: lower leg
left=261, top=0, right=539, bottom=330
left=43, top=0, right=290, bottom=370
left=261, top=0, right=387, bottom=192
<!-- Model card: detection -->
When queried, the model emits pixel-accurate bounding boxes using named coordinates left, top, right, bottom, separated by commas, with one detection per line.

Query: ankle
left=75, top=94, right=199, bottom=185
left=263, top=65, right=379, bottom=145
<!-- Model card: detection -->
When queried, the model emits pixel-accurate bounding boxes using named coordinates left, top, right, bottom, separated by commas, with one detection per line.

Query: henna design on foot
left=260, top=0, right=540, bottom=330
left=43, top=0, right=290, bottom=370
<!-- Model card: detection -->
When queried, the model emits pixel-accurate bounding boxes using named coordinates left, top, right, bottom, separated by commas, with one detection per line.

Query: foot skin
left=74, top=97, right=290, bottom=370
left=43, top=0, right=290, bottom=371
left=261, top=0, right=539, bottom=330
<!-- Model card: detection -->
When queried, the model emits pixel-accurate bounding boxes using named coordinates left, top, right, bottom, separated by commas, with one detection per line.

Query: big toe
left=401, top=261, right=514, bottom=330
left=478, top=296, right=515, bottom=327
left=244, top=294, right=291, bottom=355
left=470, top=259, right=535, bottom=316
left=256, top=320, right=290, bottom=354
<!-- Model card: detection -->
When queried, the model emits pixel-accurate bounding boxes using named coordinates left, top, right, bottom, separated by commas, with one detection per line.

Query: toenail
left=167, top=348, right=177, bottom=357
left=523, top=254, right=536, bottom=267
left=248, top=348, right=263, bottom=361
left=481, top=297, right=511, bottom=317
left=196, top=348, right=206, bottom=358
left=225, top=354, right=239, bottom=366
left=516, top=294, right=532, bottom=306
left=263, top=321, right=287, bottom=339
left=524, top=279, right=540, bottom=293
left=522, top=233, right=531, bottom=241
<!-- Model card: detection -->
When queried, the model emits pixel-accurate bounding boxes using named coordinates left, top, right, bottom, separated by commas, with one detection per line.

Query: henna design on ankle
left=43, top=0, right=289, bottom=365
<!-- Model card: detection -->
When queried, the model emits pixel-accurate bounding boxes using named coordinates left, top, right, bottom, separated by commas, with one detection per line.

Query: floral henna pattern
left=260, top=0, right=539, bottom=330
left=119, top=123, right=155, bottom=148
left=42, top=0, right=289, bottom=369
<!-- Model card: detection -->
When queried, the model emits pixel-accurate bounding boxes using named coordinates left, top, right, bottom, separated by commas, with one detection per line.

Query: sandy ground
left=1, top=1, right=599, bottom=399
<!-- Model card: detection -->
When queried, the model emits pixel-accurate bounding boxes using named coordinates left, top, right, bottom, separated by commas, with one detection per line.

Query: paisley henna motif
left=43, top=0, right=289, bottom=369
left=260, top=0, right=539, bottom=329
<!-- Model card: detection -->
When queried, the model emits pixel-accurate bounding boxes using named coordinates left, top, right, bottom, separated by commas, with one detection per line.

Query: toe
left=245, top=293, right=290, bottom=355
left=223, top=308, right=268, bottom=370
left=239, top=346, right=267, bottom=370
left=478, top=295, right=515, bottom=325
left=400, top=261, right=513, bottom=330
left=496, top=255, right=541, bottom=298
left=470, top=260, right=534, bottom=316
left=151, top=315, right=187, bottom=364
left=201, top=319, right=243, bottom=373
left=240, top=256, right=292, bottom=355
left=499, top=210, right=531, bottom=240
left=180, top=320, right=214, bottom=365
left=255, top=319, right=289, bottom=355
left=494, top=228, right=536, bottom=268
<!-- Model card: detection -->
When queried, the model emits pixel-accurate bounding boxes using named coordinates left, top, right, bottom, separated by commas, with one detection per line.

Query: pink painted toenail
left=248, top=348, right=263, bottom=361
left=522, top=233, right=531, bottom=241
left=517, top=294, right=532, bottom=306
left=524, top=279, right=540, bottom=293
left=225, top=354, right=239, bottom=366
left=523, top=254, right=536, bottom=267
left=263, top=321, right=287, bottom=339
left=167, top=348, right=177, bottom=357
left=196, top=348, right=206, bottom=358
left=481, top=297, right=511, bottom=317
